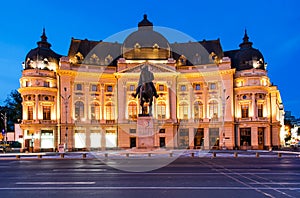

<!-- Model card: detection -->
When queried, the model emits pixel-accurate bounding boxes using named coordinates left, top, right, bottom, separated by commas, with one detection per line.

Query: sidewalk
left=0, top=149, right=300, bottom=160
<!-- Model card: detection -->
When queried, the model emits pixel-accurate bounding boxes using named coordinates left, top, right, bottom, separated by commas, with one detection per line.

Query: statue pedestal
left=137, top=116, right=154, bottom=148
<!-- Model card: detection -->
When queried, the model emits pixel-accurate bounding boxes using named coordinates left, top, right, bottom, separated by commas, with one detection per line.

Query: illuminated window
left=157, top=101, right=166, bottom=119
left=26, top=81, right=30, bottom=87
left=43, top=106, right=51, bottom=120
left=258, top=104, right=263, bottom=117
left=194, top=101, right=203, bottom=119
left=209, top=100, right=218, bottom=118
left=128, top=102, right=137, bottom=119
left=240, top=128, right=251, bottom=146
left=159, top=128, right=165, bottom=133
left=90, top=102, right=100, bottom=120
left=179, top=102, right=189, bottom=119
left=75, top=101, right=84, bottom=119
left=105, top=102, right=115, bottom=120
left=28, top=106, right=33, bottom=120
left=241, top=104, right=249, bottom=118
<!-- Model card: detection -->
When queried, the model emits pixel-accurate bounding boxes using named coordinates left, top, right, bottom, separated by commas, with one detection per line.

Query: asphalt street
left=0, top=157, right=299, bottom=198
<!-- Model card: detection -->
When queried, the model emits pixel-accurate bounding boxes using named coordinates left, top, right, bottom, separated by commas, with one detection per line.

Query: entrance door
left=130, top=137, right=136, bottom=148
left=194, top=128, right=204, bottom=148
left=258, top=128, right=264, bottom=150
left=159, top=137, right=166, bottom=148
left=209, top=128, right=219, bottom=149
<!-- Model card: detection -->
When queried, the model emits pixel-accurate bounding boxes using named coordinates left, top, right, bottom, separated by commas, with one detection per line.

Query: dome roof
left=233, top=30, right=265, bottom=71
left=24, top=28, right=62, bottom=69
left=122, top=15, right=170, bottom=59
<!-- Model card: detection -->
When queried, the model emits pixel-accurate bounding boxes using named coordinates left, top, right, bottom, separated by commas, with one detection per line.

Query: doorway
left=130, top=137, right=136, bottom=148
left=159, top=137, right=166, bottom=148
left=258, top=127, right=264, bottom=150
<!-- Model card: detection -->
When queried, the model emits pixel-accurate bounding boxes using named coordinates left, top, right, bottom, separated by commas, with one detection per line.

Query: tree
left=0, top=90, right=22, bottom=132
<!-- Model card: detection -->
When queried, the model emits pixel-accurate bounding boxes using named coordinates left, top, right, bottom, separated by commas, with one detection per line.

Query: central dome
left=122, top=15, right=170, bottom=60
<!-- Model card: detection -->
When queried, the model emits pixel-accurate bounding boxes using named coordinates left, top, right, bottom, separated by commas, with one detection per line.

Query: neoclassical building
left=19, top=15, right=284, bottom=152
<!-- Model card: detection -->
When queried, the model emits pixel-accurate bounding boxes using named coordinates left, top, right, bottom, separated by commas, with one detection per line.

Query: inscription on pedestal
left=137, top=116, right=154, bottom=148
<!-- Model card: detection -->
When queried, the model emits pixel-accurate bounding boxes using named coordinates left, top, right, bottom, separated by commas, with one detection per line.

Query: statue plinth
left=137, top=116, right=154, bottom=148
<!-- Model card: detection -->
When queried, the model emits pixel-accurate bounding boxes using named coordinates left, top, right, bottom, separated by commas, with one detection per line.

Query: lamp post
left=1, top=112, right=7, bottom=151
left=222, top=89, right=230, bottom=150
left=61, top=87, right=70, bottom=152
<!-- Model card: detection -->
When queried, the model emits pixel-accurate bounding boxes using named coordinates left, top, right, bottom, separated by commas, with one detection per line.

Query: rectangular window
left=195, top=84, right=201, bottom=91
left=28, top=106, right=33, bottom=120
left=43, top=106, right=51, bottom=120
left=180, top=85, right=186, bottom=91
left=159, top=85, right=164, bottom=91
left=44, top=81, right=50, bottom=87
left=129, top=85, right=135, bottom=91
left=76, top=83, right=82, bottom=91
left=209, top=83, right=217, bottom=90
left=107, top=85, right=113, bottom=92
left=91, top=84, right=98, bottom=92
left=130, top=129, right=136, bottom=134
left=159, top=128, right=165, bottom=133
left=26, top=81, right=30, bottom=87
left=257, top=104, right=263, bottom=117
left=241, top=104, right=249, bottom=118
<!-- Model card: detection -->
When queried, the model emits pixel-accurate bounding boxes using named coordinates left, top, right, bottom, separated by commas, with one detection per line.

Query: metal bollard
left=60, top=153, right=65, bottom=158
left=234, top=152, right=238, bottom=158
left=191, top=152, right=194, bottom=158
left=256, top=152, right=259, bottom=157
left=148, top=153, right=151, bottom=157
left=169, top=152, right=173, bottom=157
left=105, top=153, right=108, bottom=158
left=38, top=155, right=42, bottom=159
left=278, top=153, right=282, bottom=158
left=212, top=152, right=216, bottom=158
left=16, top=155, right=20, bottom=159
left=82, top=153, right=87, bottom=159
left=126, top=153, right=129, bottom=157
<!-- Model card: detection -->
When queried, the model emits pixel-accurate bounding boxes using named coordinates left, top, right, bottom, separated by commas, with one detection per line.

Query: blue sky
left=0, top=0, right=299, bottom=117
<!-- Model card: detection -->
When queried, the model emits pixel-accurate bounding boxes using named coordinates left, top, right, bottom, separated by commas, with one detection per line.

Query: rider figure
left=132, top=65, right=159, bottom=98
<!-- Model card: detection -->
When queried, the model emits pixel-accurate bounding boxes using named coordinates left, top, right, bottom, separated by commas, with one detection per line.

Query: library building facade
left=19, top=15, right=284, bottom=152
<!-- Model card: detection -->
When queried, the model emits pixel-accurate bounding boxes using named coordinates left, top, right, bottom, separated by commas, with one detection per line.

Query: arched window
left=194, top=101, right=203, bottom=119
left=104, top=54, right=113, bottom=65
left=179, top=102, right=189, bottom=119
left=75, top=101, right=84, bottom=119
left=209, top=100, right=218, bottom=118
left=128, top=101, right=137, bottom=119
left=90, top=102, right=100, bottom=120
left=105, top=102, right=115, bottom=120
left=178, top=55, right=187, bottom=66
left=157, top=101, right=166, bottom=119
left=90, top=53, right=100, bottom=64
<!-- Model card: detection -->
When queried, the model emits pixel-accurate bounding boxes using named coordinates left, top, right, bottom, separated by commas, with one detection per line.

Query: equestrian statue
left=132, top=65, right=159, bottom=116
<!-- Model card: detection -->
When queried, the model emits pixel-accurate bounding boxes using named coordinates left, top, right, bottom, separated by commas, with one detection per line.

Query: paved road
left=0, top=157, right=299, bottom=198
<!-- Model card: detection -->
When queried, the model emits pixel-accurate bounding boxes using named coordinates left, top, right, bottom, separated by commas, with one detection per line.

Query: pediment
left=118, top=62, right=177, bottom=74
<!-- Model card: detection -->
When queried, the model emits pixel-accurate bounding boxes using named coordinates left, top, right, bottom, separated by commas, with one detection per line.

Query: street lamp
left=1, top=112, right=7, bottom=151
left=222, top=89, right=230, bottom=150
left=61, top=87, right=70, bottom=152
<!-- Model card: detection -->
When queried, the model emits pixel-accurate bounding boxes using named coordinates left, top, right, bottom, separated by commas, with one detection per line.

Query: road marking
left=16, top=182, right=95, bottom=185
left=52, top=168, right=107, bottom=172
left=1, top=186, right=300, bottom=190
left=36, top=172, right=300, bottom=176
left=250, top=182, right=300, bottom=185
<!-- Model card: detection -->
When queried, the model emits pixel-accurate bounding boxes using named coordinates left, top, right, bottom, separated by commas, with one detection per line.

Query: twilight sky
left=0, top=0, right=299, bottom=117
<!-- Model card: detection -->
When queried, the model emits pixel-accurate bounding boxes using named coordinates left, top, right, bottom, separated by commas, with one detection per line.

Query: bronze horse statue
left=139, top=82, right=154, bottom=115
left=132, top=65, right=158, bottom=116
